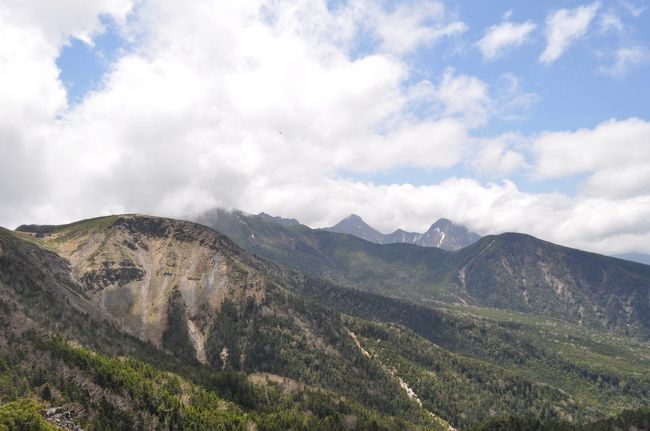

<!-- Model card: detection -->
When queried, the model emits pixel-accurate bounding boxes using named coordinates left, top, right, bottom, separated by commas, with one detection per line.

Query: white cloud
left=469, top=134, right=527, bottom=177
left=434, top=69, right=491, bottom=127
left=366, top=1, right=468, bottom=55
left=599, top=10, right=623, bottom=33
left=599, top=45, right=649, bottom=76
left=423, top=71, right=537, bottom=127
left=0, top=0, right=477, bottom=227
left=0, top=0, right=133, bottom=228
left=244, top=177, right=650, bottom=255
left=477, top=20, right=536, bottom=59
left=533, top=117, right=650, bottom=201
left=1, top=0, right=132, bottom=45
left=540, top=2, right=600, bottom=63
left=581, top=165, right=650, bottom=199
left=1, top=0, right=650, bottom=258
left=534, top=118, right=650, bottom=178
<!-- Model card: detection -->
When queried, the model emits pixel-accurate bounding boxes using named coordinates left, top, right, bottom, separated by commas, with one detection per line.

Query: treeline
left=202, top=284, right=435, bottom=426
left=0, top=332, right=436, bottom=430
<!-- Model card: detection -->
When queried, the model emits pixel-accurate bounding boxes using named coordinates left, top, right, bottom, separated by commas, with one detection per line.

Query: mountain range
left=1, top=211, right=650, bottom=429
left=194, top=208, right=650, bottom=338
left=323, top=214, right=481, bottom=250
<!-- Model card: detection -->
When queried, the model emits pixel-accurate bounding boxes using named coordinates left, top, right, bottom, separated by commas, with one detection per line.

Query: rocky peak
left=323, top=215, right=480, bottom=250
left=323, top=214, right=386, bottom=243
left=416, top=218, right=480, bottom=250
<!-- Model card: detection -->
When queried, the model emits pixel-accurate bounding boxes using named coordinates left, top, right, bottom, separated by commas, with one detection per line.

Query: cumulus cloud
left=468, top=134, right=527, bottom=177
left=434, top=69, right=491, bottom=127
left=0, top=0, right=133, bottom=228
left=540, top=2, right=600, bottom=63
left=0, top=0, right=475, bottom=227
left=366, top=1, right=467, bottom=55
left=533, top=118, right=650, bottom=178
left=1, top=0, right=132, bottom=45
left=1, top=0, right=650, bottom=257
left=533, top=118, right=650, bottom=201
left=581, top=165, right=650, bottom=199
left=477, top=20, right=536, bottom=60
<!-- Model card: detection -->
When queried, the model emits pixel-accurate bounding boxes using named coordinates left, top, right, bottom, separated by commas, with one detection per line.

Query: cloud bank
left=1, top=0, right=650, bottom=256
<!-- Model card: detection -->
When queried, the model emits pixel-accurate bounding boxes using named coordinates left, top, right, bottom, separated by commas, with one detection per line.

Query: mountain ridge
left=4, top=213, right=650, bottom=429
left=194, top=208, right=650, bottom=338
left=323, top=214, right=481, bottom=250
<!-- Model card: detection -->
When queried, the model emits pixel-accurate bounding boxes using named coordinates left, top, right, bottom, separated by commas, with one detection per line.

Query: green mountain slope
left=455, top=234, right=650, bottom=337
left=1, top=220, right=444, bottom=430
left=193, top=209, right=650, bottom=337
left=291, top=276, right=650, bottom=426
left=3, top=215, right=650, bottom=429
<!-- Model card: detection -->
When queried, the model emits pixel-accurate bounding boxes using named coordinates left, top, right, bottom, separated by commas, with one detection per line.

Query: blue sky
left=56, top=1, right=650, bottom=125
left=56, top=16, right=128, bottom=105
left=2, top=0, right=650, bottom=254
left=351, top=0, right=650, bottom=192
left=55, top=0, right=650, bottom=196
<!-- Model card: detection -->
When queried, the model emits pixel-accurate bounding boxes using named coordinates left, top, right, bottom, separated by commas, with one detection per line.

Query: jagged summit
left=418, top=218, right=481, bottom=250
left=323, top=215, right=481, bottom=251
left=322, top=214, right=386, bottom=243
left=191, top=208, right=480, bottom=251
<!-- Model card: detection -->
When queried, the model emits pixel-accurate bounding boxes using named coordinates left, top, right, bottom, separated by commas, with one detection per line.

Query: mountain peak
left=345, top=213, right=365, bottom=222
left=334, top=214, right=371, bottom=227
left=324, top=214, right=385, bottom=243
left=431, top=217, right=453, bottom=227
left=420, top=218, right=480, bottom=250
left=324, top=215, right=480, bottom=250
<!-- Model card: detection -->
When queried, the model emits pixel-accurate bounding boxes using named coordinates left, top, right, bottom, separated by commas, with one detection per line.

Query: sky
left=1, top=0, right=650, bottom=255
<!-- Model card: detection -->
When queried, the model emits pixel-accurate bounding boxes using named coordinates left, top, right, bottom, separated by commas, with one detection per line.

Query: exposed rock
left=44, top=407, right=84, bottom=431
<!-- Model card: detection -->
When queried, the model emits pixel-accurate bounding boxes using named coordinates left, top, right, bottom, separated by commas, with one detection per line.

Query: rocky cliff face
left=1, top=222, right=441, bottom=430
left=11, top=215, right=417, bottom=411
left=15, top=216, right=268, bottom=363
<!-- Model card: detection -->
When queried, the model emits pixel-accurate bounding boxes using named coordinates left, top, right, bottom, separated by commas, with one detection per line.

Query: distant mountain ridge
left=194, top=208, right=650, bottom=338
left=323, top=214, right=481, bottom=250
